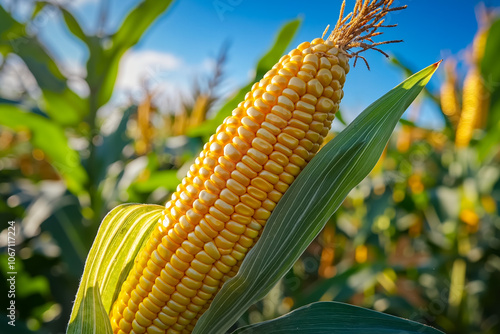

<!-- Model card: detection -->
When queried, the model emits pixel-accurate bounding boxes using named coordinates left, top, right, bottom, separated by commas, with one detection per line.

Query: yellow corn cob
left=110, top=1, right=404, bottom=333
left=455, top=66, right=483, bottom=148
left=440, top=59, right=460, bottom=127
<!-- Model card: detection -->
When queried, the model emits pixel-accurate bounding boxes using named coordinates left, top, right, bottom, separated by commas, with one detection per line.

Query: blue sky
left=8, top=0, right=499, bottom=128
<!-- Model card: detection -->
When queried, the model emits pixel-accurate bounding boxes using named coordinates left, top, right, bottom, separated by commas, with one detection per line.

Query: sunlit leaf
left=193, top=62, right=439, bottom=334
left=67, top=204, right=164, bottom=334
left=0, top=104, right=88, bottom=195
left=232, top=302, right=443, bottom=334
left=187, top=18, right=301, bottom=138
left=91, top=0, right=175, bottom=108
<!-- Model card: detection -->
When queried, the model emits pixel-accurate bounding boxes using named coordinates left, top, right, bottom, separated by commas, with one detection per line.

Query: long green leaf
left=193, top=62, right=439, bottom=334
left=90, top=0, right=175, bottom=108
left=67, top=204, right=164, bottom=334
left=0, top=6, right=88, bottom=126
left=232, top=301, right=443, bottom=334
left=187, top=18, right=301, bottom=138
left=0, top=104, right=88, bottom=195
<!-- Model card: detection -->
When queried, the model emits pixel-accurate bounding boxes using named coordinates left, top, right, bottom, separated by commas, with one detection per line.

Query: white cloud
left=115, top=50, right=182, bottom=92
left=69, top=0, right=99, bottom=9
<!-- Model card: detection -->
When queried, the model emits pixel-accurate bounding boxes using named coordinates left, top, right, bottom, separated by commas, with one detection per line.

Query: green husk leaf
left=67, top=204, right=164, bottom=334
left=193, top=62, right=439, bottom=334
left=232, top=301, right=443, bottom=334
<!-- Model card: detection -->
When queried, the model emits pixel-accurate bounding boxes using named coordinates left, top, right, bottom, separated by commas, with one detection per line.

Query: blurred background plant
left=0, top=1, right=499, bottom=334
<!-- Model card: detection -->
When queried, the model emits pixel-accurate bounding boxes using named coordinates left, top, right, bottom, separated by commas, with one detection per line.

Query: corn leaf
left=0, top=6, right=88, bottom=126
left=478, top=17, right=500, bottom=162
left=193, top=62, right=439, bottom=334
left=89, top=0, right=175, bottom=108
left=187, top=18, right=301, bottom=138
left=0, top=104, right=88, bottom=195
left=67, top=204, right=164, bottom=334
left=232, top=301, right=443, bottom=333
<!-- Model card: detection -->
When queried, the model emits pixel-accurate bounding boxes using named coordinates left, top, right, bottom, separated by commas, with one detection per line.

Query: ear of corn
left=109, top=1, right=404, bottom=333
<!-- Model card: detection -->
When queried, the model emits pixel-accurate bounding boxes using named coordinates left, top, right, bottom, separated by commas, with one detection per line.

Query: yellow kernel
left=332, top=89, right=342, bottom=103
left=185, top=267, right=205, bottom=281
left=251, top=177, right=274, bottom=193
left=214, top=235, right=234, bottom=250
left=305, top=130, right=320, bottom=143
left=226, top=221, right=246, bottom=234
left=247, top=148, right=268, bottom=165
left=198, top=221, right=217, bottom=240
left=182, top=240, right=202, bottom=255
left=319, top=57, right=331, bottom=69
left=196, top=251, right=216, bottom=265
left=220, top=254, right=237, bottom=267
left=220, top=188, right=239, bottom=205
left=171, top=254, right=189, bottom=272
left=289, top=118, right=309, bottom=132
left=275, top=180, right=290, bottom=193
left=247, top=107, right=265, bottom=123
left=247, top=185, right=268, bottom=200
left=307, top=79, right=323, bottom=97
left=264, top=160, right=284, bottom=174
left=290, top=154, right=306, bottom=167
left=282, top=87, right=300, bottom=103
left=268, top=190, right=282, bottom=202
left=323, top=86, right=334, bottom=98
left=277, top=133, right=299, bottom=149
left=155, top=278, right=175, bottom=297
left=297, top=70, right=313, bottom=82
left=266, top=83, right=281, bottom=95
left=181, top=276, right=203, bottom=290
left=316, top=68, right=333, bottom=86
left=261, top=121, right=281, bottom=135
left=256, top=128, right=277, bottom=144
left=303, top=54, right=319, bottom=68
left=244, top=228, right=259, bottom=238
left=167, top=299, right=186, bottom=313
left=269, top=151, right=289, bottom=166
left=242, top=155, right=263, bottom=172
left=295, top=101, right=315, bottom=114
left=214, top=260, right=231, bottom=274
left=266, top=113, right=287, bottom=128
left=158, top=312, right=177, bottom=326
left=293, top=110, right=313, bottom=124
left=132, top=319, right=146, bottom=333
left=241, top=194, right=261, bottom=209
left=252, top=137, right=274, bottom=155
left=220, top=228, right=240, bottom=242
left=283, top=126, right=305, bottom=140
left=288, top=77, right=306, bottom=96
left=254, top=207, right=271, bottom=220
left=214, top=199, right=234, bottom=216
left=278, top=68, right=294, bottom=77
left=224, top=144, right=241, bottom=162
left=331, top=65, right=344, bottom=81
left=252, top=88, right=264, bottom=99
left=226, top=179, right=246, bottom=196
left=236, top=161, right=257, bottom=178
left=205, top=215, right=224, bottom=231
left=312, top=43, right=328, bottom=53
left=259, top=170, right=279, bottom=184
left=301, top=64, right=317, bottom=75
left=231, top=170, right=250, bottom=186
left=277, top=95, right=295, bottom=111
left=283, top=62, right=299, bottom=74
left=301, top=93, right=317, bottom=106
left=309, top=121, right=325, bottom=133
left=317, top=97, right=334, bottom=113
left=232, top=213, right=252, bottom=224
left=191, top=259, right=211, bottom=274
left=271, top=74, right=288, bottom=88
left=147, top=325, right=165, bottom=334
left=238, top=126, right=255, bottom=142
left=241, top=116, right=260, bottom=132
left=297, top=41, right=310, bottom=50
left=271, top=105, right=292, bottom=121
left=233, top=136, right=250, bottom=152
